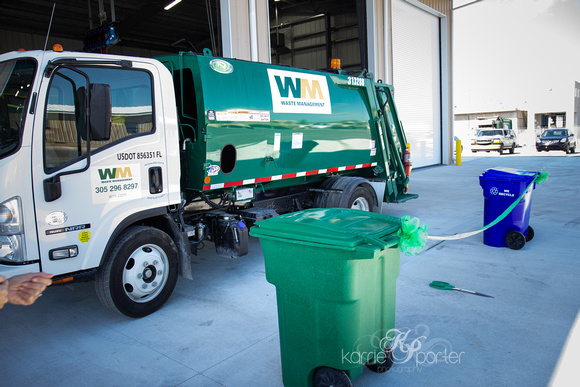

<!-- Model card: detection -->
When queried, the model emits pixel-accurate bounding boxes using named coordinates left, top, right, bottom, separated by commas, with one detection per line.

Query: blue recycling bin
left=479, top=168, right=537, bottom=249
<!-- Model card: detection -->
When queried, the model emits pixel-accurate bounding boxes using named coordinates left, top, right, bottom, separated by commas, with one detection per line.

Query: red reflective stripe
left=203, top=163, right=376, bottom=191
left=225, top=180, right=244, bottom=188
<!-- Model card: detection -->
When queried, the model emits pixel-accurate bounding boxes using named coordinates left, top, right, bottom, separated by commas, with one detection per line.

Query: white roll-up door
left=392, top=0, right=441, bottom=167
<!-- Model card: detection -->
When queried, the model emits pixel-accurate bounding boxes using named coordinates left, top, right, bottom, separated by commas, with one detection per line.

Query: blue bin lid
left=480, top=167, right=537, bottom=182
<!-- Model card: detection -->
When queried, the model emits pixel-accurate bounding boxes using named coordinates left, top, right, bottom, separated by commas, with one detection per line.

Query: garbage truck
left=0, top=46, right=416, bottom=317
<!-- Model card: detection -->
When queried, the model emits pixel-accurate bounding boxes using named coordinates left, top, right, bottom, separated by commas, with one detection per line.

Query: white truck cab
left=1, top=49, right=183, bottom=317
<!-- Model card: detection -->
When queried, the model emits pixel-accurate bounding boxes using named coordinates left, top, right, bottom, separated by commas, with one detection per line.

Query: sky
left=453, top=0, right=580, bottom=114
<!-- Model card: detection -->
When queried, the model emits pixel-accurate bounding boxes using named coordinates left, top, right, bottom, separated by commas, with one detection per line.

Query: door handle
left=149, top=167, right=163, bottom=194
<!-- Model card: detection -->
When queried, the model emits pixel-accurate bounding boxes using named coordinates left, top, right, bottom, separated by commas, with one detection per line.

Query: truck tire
left=314, top=176, right=378, bottom=213
left=95, top=226, right=178, bottom=318
left=347, top=186, right=375, bottom=211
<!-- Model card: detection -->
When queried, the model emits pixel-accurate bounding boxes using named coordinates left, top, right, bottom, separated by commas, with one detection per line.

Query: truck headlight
left=0, top=197, right=26, bottom=263
left=0, top=206, right=13, bottom=224
left=493, top=139, right=501, bottom=144
left=0, top=235, right=23, bottom=261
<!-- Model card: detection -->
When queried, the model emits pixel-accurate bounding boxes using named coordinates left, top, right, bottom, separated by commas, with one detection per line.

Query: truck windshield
left=478, top=130, right=503, bottom=136
left=0, top=59, right=36, bottom=159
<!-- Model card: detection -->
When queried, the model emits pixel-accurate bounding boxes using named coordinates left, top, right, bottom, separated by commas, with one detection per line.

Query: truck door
left=31, top=61, right=170, bottom=276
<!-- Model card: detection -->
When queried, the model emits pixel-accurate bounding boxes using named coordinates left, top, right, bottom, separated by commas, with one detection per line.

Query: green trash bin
left=250, top=208, right=401, bottom=387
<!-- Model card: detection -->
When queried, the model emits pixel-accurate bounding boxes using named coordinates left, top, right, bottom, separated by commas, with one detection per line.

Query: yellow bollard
left=456, top=139, right=462, bottom=166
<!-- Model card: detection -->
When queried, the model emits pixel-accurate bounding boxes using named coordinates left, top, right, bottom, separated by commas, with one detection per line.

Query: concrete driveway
left=2, top=149, right=579, bottom=386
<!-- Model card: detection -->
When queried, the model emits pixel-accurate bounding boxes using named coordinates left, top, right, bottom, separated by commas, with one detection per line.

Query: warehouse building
left=0, top=0, right=453, bottom=168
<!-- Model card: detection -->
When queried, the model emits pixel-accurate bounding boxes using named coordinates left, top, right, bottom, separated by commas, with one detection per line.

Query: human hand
left=0, top=276, right=8, bottom=309
left=7, top=272, right=54, bottom=306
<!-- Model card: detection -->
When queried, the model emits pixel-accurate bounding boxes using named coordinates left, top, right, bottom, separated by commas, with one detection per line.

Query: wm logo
left=98, top=167, right=132, bottom=180
left=268, top=68, right=331, bottom=114
left=274, top=76, right=324, bottom=100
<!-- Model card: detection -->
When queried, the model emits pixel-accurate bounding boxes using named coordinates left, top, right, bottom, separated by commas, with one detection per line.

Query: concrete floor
left=2, top=147, right=579, bottom=386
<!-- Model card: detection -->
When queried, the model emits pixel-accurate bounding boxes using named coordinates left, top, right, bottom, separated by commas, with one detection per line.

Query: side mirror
left=89, top=83, right=112, bottom=141
left=44, top=175, right=62, bottom=202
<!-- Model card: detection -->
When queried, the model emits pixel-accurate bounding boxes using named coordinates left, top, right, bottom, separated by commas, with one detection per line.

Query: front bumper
left=536, top=142, right=568, bottom=151
left=471, top=144, right=502, bottom=152
left=0, top=262, right=41, bottom=278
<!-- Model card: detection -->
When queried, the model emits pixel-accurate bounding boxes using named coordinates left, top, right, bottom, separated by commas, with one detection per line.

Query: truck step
left=393, top=193, right=419, bottom=203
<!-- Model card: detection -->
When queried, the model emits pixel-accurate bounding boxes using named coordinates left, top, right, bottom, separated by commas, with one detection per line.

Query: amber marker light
left=330, top=58, right=341, bottom=70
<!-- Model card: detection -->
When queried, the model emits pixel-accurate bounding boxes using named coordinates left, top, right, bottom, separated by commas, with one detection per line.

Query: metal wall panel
left=392, top=0, right=442, bottom=168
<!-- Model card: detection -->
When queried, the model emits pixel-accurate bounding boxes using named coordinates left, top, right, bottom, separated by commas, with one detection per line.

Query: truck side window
left=44, top=66, right=154, bottom=172
left=0, top=59, right=36, bottom=160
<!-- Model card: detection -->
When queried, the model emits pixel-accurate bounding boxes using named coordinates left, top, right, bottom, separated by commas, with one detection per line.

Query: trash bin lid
left=251, top=208, right=400, bottom=249
left=480, top=167, right=537, bottom=182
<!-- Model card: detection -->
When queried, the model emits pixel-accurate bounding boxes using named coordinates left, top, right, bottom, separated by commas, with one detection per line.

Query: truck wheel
left=314, top=367, right=353, bottom=387
left=95, top=226, right=178, bottom=318
left=509, top=145, right=515, bottom=154
left=347, top=186, right=374, bottom=211
left=314, top=176, right=378, bottom=213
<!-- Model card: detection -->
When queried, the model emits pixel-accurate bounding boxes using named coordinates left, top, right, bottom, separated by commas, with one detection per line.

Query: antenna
left=44, top=3, right=57, bottom=51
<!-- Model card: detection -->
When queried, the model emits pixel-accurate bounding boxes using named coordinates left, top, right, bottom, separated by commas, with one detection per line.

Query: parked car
left=471, top=129, right=516, bottom=154
left=536, top=129, right=576, bottom=153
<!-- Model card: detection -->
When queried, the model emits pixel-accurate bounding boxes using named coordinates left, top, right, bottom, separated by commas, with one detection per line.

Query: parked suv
left=536, top=129, right=576, bottom=154
left=471, top=129, right=516, bottom=154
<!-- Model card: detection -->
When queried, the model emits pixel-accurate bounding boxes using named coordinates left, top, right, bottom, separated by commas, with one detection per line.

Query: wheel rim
left=351, top=196, right=370, bottom=211
left=122, top=243, right=169, bottom=303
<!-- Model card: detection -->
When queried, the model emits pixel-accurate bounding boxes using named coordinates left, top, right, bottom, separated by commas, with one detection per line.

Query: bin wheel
left=314, top=367, right=353, bottom=387
left=525, top=226, right=534, bottom=242
left=505, top=231, right=526, bottom=250
left=365, top=344, right=394, bottom=373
